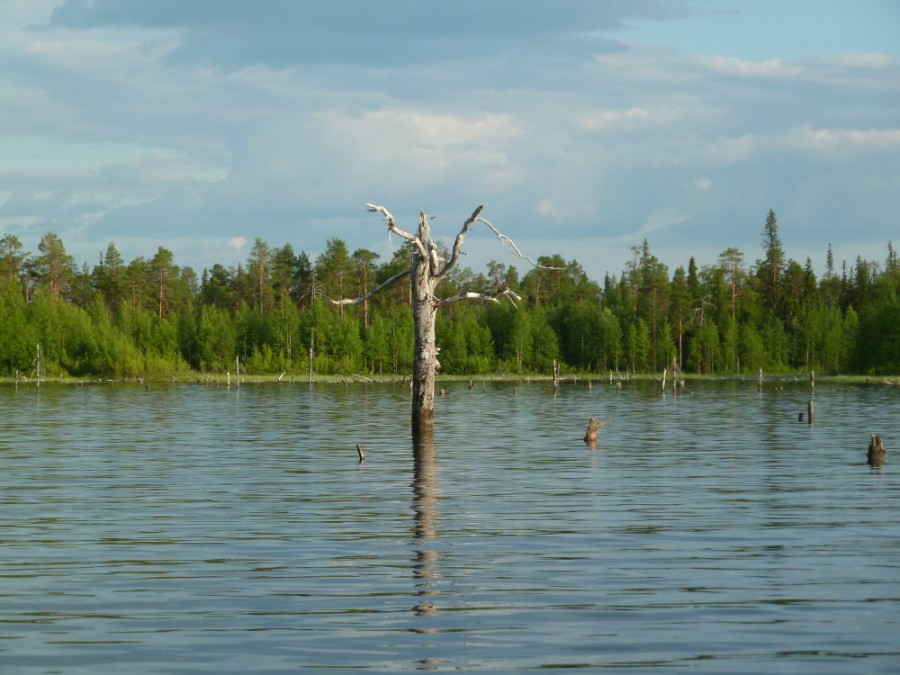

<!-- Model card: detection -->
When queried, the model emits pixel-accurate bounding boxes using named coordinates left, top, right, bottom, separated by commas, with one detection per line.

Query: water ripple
left=0, top=380, right=898, bottom=672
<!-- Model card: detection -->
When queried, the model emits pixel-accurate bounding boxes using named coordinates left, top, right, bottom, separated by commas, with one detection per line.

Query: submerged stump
left=867, top=434, right=886, bottom=466
left=584, top=417, right=609, bottom=448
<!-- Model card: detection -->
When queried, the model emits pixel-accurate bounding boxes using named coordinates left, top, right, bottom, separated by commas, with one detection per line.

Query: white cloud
left=640, top=209, right=689, bottom=236
left=702, top=56, right=802, bottom=78
left=825, top=52, right=894, bottom=70
left=786, top=126, right=900, bottom=156
left=2, top=0, right=898, bottom=283
left=701, top=135, right=759, bottom=163
left=325, top=109, right=521, bottom=155
left=303, top=108, right=524, bottom=199
left=0, top=0, right=58, bottom=27
left=576, top=105, right=699, bottom=138
left=578, top=107, right=650, bottom=133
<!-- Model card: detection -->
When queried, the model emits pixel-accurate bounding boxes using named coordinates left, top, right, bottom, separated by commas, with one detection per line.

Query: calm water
left=1, top=378, right=898, bottom=673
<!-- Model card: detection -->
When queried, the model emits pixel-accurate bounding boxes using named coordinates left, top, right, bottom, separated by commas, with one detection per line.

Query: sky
left=1, top=0, right=899, bottom=284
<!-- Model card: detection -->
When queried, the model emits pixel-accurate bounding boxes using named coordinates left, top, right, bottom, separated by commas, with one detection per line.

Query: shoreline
left=2, top=372, right=896, bottom=387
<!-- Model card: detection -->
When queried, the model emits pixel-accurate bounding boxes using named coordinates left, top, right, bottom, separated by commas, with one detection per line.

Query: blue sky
left=1, top=1, right=898, bottom=283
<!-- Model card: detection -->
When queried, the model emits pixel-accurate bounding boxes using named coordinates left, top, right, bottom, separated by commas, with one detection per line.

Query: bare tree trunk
left=411, top=250, right=437, bottom=431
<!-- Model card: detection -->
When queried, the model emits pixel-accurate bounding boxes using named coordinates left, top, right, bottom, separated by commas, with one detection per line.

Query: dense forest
left=1, top=210, right=898, bottom=379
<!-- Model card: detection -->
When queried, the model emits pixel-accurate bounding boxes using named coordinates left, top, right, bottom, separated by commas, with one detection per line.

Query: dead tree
left=333, top=203, right=552, bottom=434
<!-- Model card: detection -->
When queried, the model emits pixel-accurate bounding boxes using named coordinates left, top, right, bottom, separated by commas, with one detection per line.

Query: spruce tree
left=758, top=209, right=784, bottom=314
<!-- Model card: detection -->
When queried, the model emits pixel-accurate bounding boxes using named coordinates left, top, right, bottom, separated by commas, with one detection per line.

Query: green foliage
left=1, top=219, right=898, bottom=379
left=197, top=305, right=236, bottom=371
left=856, top=275, right=900, bottom=374
left=0, top=277, right=33, bottom=374
left=438, top=305, right=495, bottom=374
left=739, top=323, right=766, bottom=373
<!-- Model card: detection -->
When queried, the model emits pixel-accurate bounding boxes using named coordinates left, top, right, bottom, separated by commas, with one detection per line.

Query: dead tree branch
left=367, top=203, right=427, bottom=259
left=436, top=287, right=521, bottom=308
left=434, top=205, right=485, bottom=283
left=330, top=267, right=411, bottom=307
left=475, top=217, right=564, bottom=270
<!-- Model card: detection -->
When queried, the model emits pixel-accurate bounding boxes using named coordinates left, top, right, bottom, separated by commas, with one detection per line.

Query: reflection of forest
left=412, top=430, right=440, bottom=618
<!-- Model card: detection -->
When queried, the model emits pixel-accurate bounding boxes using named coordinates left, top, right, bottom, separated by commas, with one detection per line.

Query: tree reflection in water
left=411, top=428, right=440, bottom=621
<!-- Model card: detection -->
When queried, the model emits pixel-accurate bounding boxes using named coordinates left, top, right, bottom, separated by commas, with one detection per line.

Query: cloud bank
left=1, top=0, right=898, bottom=280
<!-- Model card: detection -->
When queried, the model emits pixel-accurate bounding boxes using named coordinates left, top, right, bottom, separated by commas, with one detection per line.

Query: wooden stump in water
left=867, top=434, right=886, bottom=466
left=584, top=417, right=609, bottom=447
left=356, top=444, right=366, bottom=463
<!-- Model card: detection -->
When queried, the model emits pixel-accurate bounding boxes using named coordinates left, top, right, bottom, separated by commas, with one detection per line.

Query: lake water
left=1, top=378, right=898, bottom=673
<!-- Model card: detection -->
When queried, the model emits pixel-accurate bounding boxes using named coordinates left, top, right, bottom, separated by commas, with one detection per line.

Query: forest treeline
left=1, top=210, right=898, bottom=379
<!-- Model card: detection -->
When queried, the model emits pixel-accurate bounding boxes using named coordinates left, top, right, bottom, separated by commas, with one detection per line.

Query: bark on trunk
left=411, top=254, right=437, bottom=431
left=411, top=214, right=438, bottom=431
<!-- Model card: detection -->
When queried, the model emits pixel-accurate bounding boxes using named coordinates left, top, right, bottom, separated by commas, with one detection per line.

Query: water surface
left=1, top=379, right=898, bottom=672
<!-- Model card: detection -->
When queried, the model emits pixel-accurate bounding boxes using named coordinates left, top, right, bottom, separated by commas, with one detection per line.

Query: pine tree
left=150, top=247, right=177, bottom=318
left=34, top=232, right=74, bottom=301
left=247, top=238, right=274, bottom=314
left=0, top=234, right=28, bottom=287
left=718, top=247, right=745, bottom=320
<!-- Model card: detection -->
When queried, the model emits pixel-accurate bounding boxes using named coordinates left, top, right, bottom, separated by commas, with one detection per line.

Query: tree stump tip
left=584, top=417, right=609, bottom=445
left=867, top=434, right=885, bottom=466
